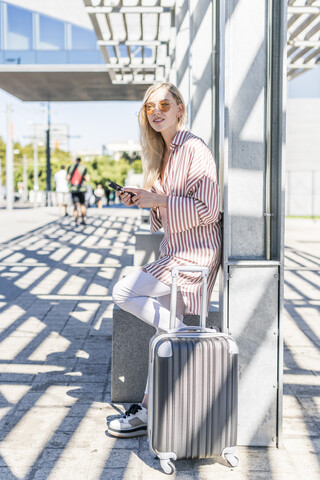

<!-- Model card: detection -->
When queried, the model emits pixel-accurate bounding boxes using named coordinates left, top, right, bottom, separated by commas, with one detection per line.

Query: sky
left=0, top=88, right=141, bottom=155
left=287, top=66, right=320, bottom=99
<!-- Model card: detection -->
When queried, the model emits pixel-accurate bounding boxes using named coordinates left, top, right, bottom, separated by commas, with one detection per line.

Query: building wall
left=5, top=0, right=91, bottom=28
left=0, top=0, right=103, bottom=65
left=286, top=98, right=320, bottom=216
left=286, top=98, right=320, bottom=171
left=288, top=65, right=320, bottom=99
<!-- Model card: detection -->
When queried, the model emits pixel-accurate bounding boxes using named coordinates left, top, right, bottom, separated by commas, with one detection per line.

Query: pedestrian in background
left=54, top=165, right=69, bottom=217
left=94, top=183, right=105, bottom=208
left=67, top=157, right=90, bottom=225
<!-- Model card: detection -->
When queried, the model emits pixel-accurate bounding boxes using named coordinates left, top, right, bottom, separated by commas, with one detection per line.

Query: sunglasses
left=144, top=100, right=173, bottom=115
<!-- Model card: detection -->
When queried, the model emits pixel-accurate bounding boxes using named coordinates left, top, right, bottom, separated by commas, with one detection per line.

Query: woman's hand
left=116, top=190, right=135, bottom=207
left=119, top=187, right=167, bottom=209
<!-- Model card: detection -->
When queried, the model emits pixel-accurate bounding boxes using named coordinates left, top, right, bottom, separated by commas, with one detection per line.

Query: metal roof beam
left=85, top=9, right=117, bottom=82
left=86, top=6, right=171, bottom=14
left=288, top=62, right=318, bottom=69
left=140, top=7, right=144, bottom=80
left=98, top=40, right=167, bottom=46
left=288, top=13, right=319, bottom=40
left=288, top=6, right=320, bottom=14
left=0, top=64, right=163, bottom=72
left=112, top=80, right=160, bottom=85
left=301, top=46, right=320, bottom=63
left=289, top=46, right=313, bottom=64
left=304, top=19, right=320, bottom=40
left=288, top=40, right=320, bottom=47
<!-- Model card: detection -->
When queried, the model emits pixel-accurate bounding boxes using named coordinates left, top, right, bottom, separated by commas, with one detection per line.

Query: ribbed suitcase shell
left=149, top=332, right=238, bottom=460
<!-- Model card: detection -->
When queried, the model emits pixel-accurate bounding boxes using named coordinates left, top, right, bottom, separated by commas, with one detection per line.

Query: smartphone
left=108, top=181, right=135, bottom=197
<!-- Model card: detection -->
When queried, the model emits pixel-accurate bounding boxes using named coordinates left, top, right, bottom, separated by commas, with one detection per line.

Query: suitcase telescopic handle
left=169, top=266, right=209, bottom=331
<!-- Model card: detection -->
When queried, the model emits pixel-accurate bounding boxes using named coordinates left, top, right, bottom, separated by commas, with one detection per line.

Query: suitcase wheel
left=222, top=447, right=239, bottom=467
left=160, top=459, right=176, bottom=475
left=224, top=453, right=239, bottom=468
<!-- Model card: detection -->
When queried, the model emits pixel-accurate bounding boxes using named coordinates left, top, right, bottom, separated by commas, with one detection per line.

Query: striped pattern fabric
left=143, top=129, right=222, bottom=316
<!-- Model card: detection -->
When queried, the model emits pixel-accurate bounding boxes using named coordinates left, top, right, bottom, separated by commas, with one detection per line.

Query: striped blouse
left=143, top=128, right=222, bottom=316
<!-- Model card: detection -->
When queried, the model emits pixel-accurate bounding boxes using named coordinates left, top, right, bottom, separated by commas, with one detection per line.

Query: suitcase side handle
left=169, top=266, right=209, bottom=331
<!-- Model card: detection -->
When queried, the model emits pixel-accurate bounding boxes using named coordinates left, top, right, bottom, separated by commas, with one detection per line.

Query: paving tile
left=0, top=212, right=319, bottom=480
left=0, top=468, right=16, bottom=480
left=91, top=468, right=141, bottom=480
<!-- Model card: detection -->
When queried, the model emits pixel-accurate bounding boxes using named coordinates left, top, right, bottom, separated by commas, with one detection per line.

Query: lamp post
left=22, top=154, right=28, bottom=203
left=46, top=102, right=51, bottom=206
left=6, top=102, right=14, bottom=211
left=33, top=139, right=39, bottom=206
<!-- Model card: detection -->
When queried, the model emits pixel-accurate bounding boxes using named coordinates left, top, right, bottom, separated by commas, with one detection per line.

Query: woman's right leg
left=108, top=270, right=186, bottom=437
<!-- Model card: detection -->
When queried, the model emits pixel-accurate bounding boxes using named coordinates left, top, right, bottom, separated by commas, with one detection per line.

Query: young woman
left=108, top=82, right=222, bottom=438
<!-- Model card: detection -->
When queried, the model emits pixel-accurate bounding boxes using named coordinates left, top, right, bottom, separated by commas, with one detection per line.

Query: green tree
left=12, top=144, right=72, bottom=191
left=121, top=151, right=141, bottom=164
left=0, top=138, right=140, bottom=194
left=85, top=156, right=132, bottom=189
left=131, top=159, right=143, bottom=174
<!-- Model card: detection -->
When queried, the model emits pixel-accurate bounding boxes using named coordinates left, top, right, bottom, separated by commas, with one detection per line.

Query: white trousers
left=112, top=270, right=187, bottom=395
left=112, top=270, right=186, bottom=331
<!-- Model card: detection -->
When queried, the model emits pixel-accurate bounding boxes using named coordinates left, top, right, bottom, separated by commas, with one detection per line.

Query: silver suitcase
left=148, top=266, right=239, bottom=474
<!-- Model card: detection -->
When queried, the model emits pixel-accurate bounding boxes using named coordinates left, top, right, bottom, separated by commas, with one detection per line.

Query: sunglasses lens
left=159, top=101, right=171, bottom=112
left=145, top=103, right=154, bottom=114
left=145, top=101, right=171, bottom=114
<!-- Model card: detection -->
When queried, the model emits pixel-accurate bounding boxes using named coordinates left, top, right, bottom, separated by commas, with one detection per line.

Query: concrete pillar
left=219, top=0, right=287, bottom=447
left=175, top=0, right=215, bottom=150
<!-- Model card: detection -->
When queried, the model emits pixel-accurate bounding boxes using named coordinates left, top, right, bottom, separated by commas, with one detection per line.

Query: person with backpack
left=67, top=157, right=90, bottom=225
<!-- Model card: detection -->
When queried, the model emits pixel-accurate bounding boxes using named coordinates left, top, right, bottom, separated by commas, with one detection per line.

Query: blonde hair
left=138, top=82, right=187, bottom=189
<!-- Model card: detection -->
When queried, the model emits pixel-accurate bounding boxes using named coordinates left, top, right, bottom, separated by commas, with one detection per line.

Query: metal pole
left=265, top=0, right=273, bottom=260
left=6, top=102, right=14, bottom=211
left=22, top=154, right=28, bottom=203
left=33, top=139, right=39, bottom=206
left=187, top=0, right=193, bottom=129
left=311, top=170, right=315, bottom=220
left=218, top=0, right=228, bottom=335
left=46, top=102, right=51, bottom=206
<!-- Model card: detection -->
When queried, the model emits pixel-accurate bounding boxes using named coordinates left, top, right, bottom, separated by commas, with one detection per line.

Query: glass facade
left=0, top=1, right=104, bottom=64
left=38, top=15, right=65, bottom=50
left=0, top=2, right=152, bottom=65
left=6, top=4, right=33, bottom=50
left=71, top=25, right=97, bottom=50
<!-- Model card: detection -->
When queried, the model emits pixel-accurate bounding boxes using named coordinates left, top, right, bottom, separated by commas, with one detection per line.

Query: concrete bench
left=111, top=305, right=220, bottom=403
left=140, top=208, right=150, bottom=224
left=134, top=223, right=164, bottom=267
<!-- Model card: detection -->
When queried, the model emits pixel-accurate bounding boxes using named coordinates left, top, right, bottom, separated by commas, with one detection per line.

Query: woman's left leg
left=112, top=269, right=186, bottom=331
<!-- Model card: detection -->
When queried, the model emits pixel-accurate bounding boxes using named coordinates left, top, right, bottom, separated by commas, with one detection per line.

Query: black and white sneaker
left=107, top=403, right=147, bottom=438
